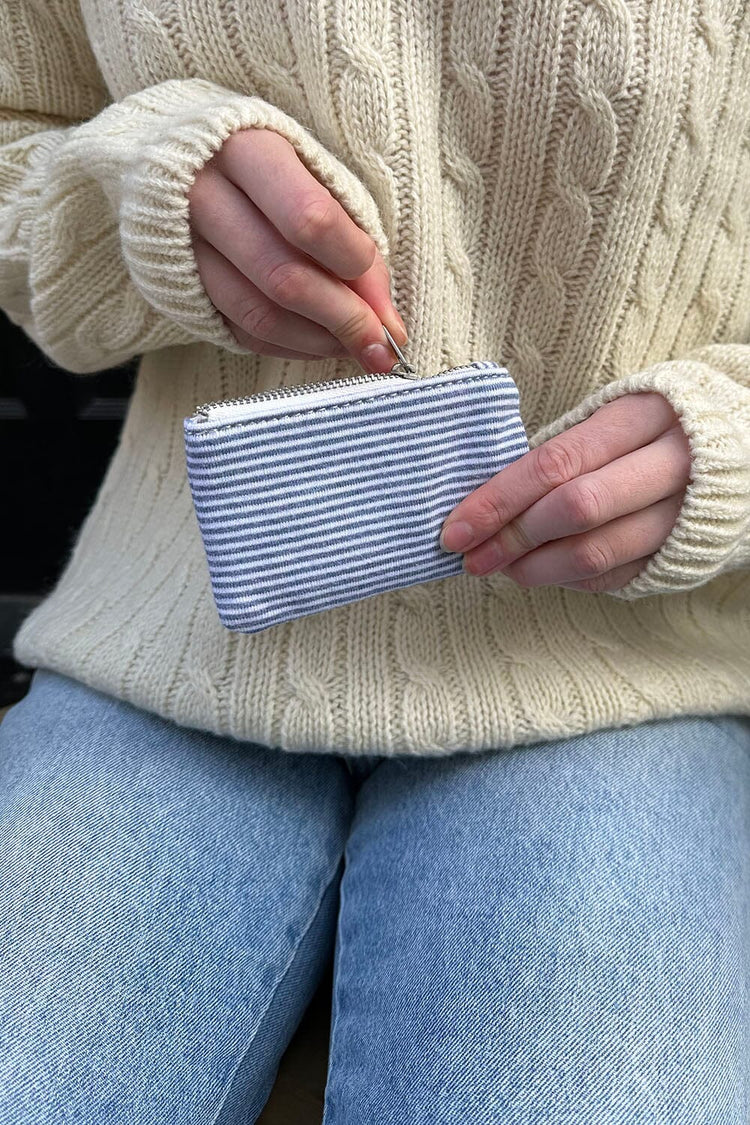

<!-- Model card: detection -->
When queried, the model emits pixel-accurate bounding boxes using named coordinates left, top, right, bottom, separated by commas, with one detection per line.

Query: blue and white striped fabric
left=184, top=361, right=529, bottom=633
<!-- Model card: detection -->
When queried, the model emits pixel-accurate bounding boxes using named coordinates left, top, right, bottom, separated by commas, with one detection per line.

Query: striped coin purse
left=184, top=352, right=529, bottom=634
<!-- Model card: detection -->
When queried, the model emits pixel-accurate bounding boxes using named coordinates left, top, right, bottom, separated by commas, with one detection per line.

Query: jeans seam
left=209, top=858, right=342, bottom=1125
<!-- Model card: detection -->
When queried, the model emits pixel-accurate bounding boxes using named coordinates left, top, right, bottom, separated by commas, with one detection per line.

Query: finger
left=190, top=169, right=397, bottom=372
left=193, top=235, right=349, bottom=357
left=467, top=423, right=691, bottom=574
left=440, top=392, right=682, bottom=552
left=557, top=556, right=654, bottom=593
left=219, top=129, right=407, bottom=347
left=226, top=323, right=339, bottom=361
left=345, top=248, right=408, bottom=347
left=484, top=492, right=684, bottom=587
left=214, top=128, right=378, bottom=281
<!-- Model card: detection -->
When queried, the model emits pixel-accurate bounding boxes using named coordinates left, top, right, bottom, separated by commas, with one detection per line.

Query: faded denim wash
left=0, top=668, right=747, bottom=1123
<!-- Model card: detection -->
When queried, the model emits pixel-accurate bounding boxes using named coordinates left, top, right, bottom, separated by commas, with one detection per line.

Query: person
left=0, top=1, right=747, bottom=1121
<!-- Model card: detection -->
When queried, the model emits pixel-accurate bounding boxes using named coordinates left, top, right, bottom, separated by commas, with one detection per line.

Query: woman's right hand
left=188, top=127, right=407, bottom=373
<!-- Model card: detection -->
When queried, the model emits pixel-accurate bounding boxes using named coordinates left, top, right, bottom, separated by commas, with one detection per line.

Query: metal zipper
left=192, top=325, right=460, bottom=421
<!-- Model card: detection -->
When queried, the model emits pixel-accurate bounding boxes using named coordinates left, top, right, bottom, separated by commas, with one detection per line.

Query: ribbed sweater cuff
left=119, top=78, right=390, bottom=351
left=525, top=357, right=750, bottom=599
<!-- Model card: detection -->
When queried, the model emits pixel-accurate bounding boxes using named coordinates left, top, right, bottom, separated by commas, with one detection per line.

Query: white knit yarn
left=0, top=0, right=748, bottom=754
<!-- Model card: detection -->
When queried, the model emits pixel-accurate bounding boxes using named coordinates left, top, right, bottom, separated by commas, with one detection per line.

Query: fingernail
left=439, top=520, right=475, bottom=552
left=361, top=342, right=396, bottom=373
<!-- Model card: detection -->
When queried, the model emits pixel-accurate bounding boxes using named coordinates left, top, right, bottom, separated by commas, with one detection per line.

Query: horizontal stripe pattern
left=183, top=363, right=530, bottom=632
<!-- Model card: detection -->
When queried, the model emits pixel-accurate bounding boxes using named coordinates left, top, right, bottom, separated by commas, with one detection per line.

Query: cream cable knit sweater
left=1, top=0, right=748, bottom=755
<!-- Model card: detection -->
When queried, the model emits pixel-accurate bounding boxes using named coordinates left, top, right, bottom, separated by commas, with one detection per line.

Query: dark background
left=1, top=311, right=136, bottom=707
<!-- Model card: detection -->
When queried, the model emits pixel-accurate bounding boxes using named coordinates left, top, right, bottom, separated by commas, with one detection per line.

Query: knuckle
left=473, top=489, right=512, bottom=532
left=561, top=481, right=603, bottom=531
left=570, top=537, right=613, bottom=578
left=291, top=194, right=339, bottom=248
left=265, top=259, right=310, bottom=306
left=331, top=307, right=369, bottom=344
left=504, top=519, right=536, bottom=554
left=236, top=298, right=278, bottom=341
left=533, top=439, right=582, bottom=492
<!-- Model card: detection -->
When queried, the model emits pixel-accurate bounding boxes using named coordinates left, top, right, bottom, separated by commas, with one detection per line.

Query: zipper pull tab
left=382, top=324, right=420, bottom=379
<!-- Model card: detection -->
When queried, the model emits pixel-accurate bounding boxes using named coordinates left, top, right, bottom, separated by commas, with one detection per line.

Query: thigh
left=324, top=714, right=750, bottom=1125
left=0, top=669, right=354, bottom=1125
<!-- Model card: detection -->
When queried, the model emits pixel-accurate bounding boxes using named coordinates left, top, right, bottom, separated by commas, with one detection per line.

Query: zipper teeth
left=192, top=361, right=468, bottom=419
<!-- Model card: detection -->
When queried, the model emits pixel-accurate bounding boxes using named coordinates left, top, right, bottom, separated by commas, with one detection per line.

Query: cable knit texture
left=1, top=0, right=749, bottom=754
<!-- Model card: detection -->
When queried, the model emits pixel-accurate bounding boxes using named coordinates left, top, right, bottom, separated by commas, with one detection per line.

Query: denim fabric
left=0, top=668, right=747, bottom=1124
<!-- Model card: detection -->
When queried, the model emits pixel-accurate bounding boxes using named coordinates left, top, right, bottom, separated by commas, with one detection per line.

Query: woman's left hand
left=439, top=392, right=692, bottom=593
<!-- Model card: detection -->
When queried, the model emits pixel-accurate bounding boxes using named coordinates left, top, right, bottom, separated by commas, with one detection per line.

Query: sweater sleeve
left=0, top=0, right=389, bottom=374
left=524, top=344, right=750, bottom=600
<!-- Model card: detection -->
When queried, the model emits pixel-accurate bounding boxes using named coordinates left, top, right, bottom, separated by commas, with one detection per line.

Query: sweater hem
left=12, top=581, right=750, bottom=757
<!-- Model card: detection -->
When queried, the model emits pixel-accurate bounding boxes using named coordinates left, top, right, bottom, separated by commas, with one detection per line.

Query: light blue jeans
left=0, top=668, right=747, bottom=1124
